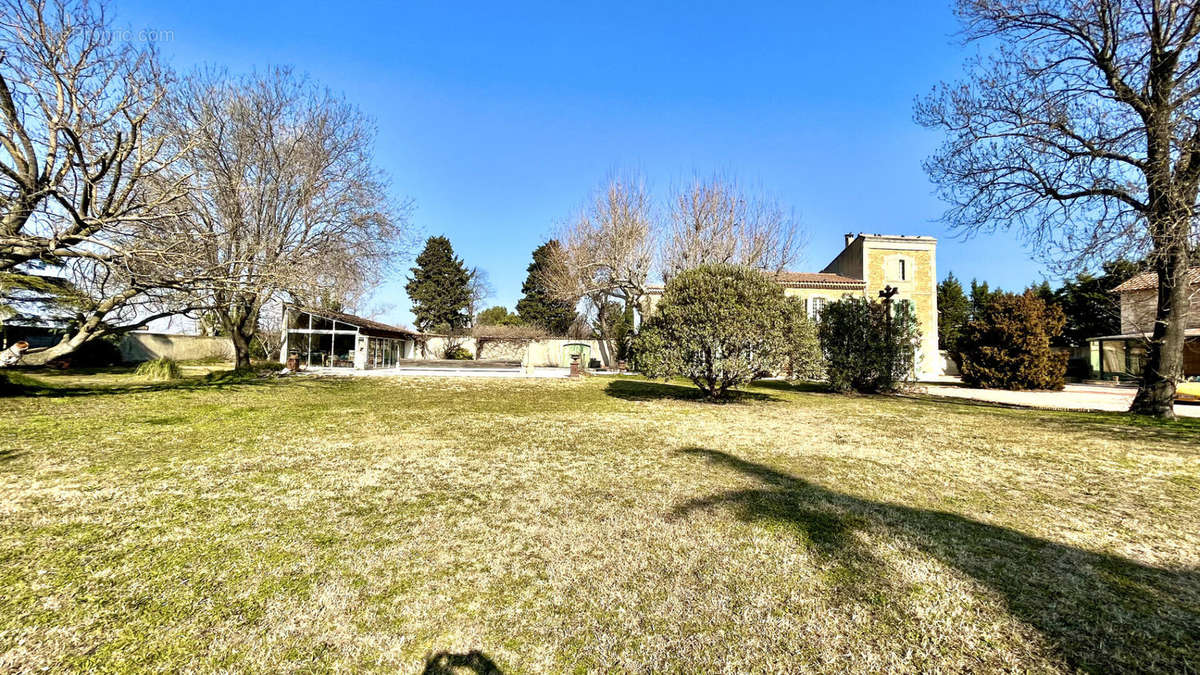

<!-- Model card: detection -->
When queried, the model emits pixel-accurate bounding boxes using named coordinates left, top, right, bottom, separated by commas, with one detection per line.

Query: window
left=886, top=255, right=914, bottom=282
left=809, top=296, right=826, bottom=321
left=286, top=308, right=309, bottom=330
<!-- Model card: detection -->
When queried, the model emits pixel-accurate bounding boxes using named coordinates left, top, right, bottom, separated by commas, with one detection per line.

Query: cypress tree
left=405, top=236, right=471, bottom=332
left=516, top=240, right=575, bottom=334
left=936, top=272, right=970, bottom=350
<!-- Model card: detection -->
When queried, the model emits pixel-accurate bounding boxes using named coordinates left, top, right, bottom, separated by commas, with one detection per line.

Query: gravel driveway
left=921, top=381, right=1200, bottom=418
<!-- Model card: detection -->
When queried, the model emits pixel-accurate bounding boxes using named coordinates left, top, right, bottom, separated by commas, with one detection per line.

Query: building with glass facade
left=280, top=305, right=418, bottom=370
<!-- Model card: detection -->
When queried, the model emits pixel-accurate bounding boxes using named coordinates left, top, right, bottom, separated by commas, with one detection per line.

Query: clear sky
left=118, top=0, right=1054, bottom=328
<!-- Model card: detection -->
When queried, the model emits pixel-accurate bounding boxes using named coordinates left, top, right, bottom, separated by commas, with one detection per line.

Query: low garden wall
left=120, top=332, right=235, bottom=363
left=414, top=336, right=616, bottom=368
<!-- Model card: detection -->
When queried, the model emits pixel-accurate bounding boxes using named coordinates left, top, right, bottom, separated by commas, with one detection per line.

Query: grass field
left=1, top=368, right=1198, bottom=672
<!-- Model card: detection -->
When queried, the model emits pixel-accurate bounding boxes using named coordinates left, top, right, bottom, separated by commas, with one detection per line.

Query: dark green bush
left=957, top=291, right=1067, bottom=390
left=1066, top=357, right=1091, bottom=380
left=818, top=297, right=920, bottom=393
left=631, top=264, right=822, bottom=399
left=444, top=345, right=473, bottom=360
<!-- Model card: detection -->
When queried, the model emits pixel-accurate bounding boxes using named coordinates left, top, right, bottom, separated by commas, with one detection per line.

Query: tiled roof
left=1111, top=267, right=1200, bottom=293
left=644, top=271, right=866, bottom=293
left=773, top=271, right=866, bottom=288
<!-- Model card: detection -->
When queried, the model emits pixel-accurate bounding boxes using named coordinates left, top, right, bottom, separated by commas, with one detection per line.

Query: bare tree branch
left=917, top=0, right=1200, bottom=417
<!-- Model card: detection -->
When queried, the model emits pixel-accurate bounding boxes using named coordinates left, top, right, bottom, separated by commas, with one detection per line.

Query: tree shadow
left=604, top=379, right=780, bottom=403
left=672, top=447, right=1200, bottom=673
left=2, top=369, right=331, bottom=399
left=0, top=448, right=27, bottom=463
left=422, top=650, right=503, bottom=674
left=753, top=379, right=829, bottom=394
left=902, top=393, right=1200, bottom=450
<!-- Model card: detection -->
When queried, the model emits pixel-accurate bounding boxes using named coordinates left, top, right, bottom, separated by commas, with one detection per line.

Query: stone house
left=1087, top=267, right=1200, bottom=379
left=646, top=233, right=941, bottom=376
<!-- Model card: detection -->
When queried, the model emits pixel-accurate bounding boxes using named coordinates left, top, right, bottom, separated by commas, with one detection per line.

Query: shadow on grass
left=604, top=379, right=781, bottom=403
left=903, top=393, right=1200, bottom=450
left=753, top=379, right=829, bottom=394
left=673, top=446, right=1200, bottom=673
left=0, top=448, right=27, bottom=463
left=422, top=650, right=503, bottom=674
left=2, top=368, right=313, bottom=399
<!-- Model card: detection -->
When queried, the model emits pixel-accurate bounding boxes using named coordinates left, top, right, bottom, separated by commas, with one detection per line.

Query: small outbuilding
left=280, top=305, right=419, bottom=370
left=1085, top=267, right=1200, bottom=380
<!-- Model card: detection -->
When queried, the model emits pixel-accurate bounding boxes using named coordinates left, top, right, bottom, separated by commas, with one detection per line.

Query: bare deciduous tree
left=548, top=174, right=808, bottom=321
left=663, top=176, right=805, bottom=280
left=164, top=67, right=407, bottom=369
left=0, top=0, right=203, bottom=364
left=0, top=0, right=184, bottom=271
left=255, top=301, right=283, bottom=360
left=466, top=266, right=493, bottom=326
left=918, top=0, right=1200, bottom=418
left=548, top=176, right=656, bottom=314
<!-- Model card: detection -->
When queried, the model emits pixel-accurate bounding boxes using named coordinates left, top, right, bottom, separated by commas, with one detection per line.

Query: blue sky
left=119, top=0, right=1051, bottom=328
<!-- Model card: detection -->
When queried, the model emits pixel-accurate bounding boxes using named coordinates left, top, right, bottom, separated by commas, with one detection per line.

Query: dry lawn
left=1, top=369, right=1198, bottom=672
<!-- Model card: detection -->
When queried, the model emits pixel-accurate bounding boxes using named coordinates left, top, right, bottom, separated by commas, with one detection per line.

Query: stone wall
left=414, top=336, right=478, bottom=360
left=1120, top=286, right=1200, bottom=334
left=524, top=339, right=614, bottom=367
left=476, top=338, right=527, bottom=362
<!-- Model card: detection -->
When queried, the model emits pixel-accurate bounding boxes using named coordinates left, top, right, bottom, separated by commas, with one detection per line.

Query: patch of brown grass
left=0, top=374, right=1196, bottom=672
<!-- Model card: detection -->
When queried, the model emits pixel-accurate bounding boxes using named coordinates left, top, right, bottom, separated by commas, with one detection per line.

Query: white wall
left=120, top=332, right=235, bottom=362
left=413, top=337, right=616, bottom=367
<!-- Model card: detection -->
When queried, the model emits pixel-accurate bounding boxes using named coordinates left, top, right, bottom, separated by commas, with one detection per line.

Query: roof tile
left=773, top=271, right=866, bottom=287
left=1112, top=267, right=1200, bottom=293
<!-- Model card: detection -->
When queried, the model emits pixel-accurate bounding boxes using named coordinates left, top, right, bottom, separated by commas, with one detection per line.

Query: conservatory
left=280, top=305, right=418, bottom=370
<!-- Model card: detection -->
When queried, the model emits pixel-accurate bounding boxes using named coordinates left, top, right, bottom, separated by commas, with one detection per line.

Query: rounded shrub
left=817, top=296, right=921, bottom=393
left=631, top=264, right=821, bottom=399
left=957, top=290, right=1067, bottom=390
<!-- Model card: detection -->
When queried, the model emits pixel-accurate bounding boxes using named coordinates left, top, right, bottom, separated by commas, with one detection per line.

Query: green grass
left=1, top=369, right=1198, bottom=672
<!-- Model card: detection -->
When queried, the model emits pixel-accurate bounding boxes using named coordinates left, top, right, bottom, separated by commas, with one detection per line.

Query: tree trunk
left=20, top=288, right=142, bottom=366
left=22, top=328, right=103, bottom=366
left=1129, top=99, right=1193, bottom=420
left=229, top=328, right=253, bottom=370
left=221, top=296, right=261, bottom=371
left=1130, top=248, right=1190, bottom=418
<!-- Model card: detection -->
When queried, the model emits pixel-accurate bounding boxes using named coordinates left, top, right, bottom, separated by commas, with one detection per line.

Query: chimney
left=844, top=233, right=856, bottom=248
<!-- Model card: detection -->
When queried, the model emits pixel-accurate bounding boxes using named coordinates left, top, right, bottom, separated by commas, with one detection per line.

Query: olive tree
left=630, top=264, right=820, bottom=399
